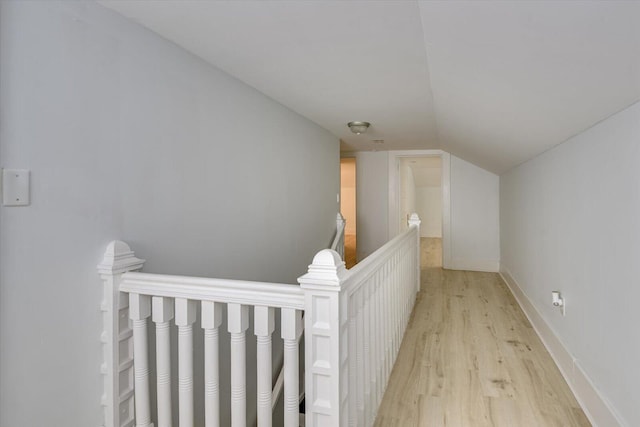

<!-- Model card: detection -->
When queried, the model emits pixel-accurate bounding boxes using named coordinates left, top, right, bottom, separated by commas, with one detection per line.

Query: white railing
left=272, top=213, right=346, bottom=417
left=330, top=212, right=346, bottom=260
left=98, top=214, right=420, bottom=427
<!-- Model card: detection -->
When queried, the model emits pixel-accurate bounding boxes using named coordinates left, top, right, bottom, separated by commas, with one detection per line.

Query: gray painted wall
left=351, top=151, right=500, bottom=271
left=500, top=101, right=640, bottom=426
left=0, top=2, right=339, bottom=426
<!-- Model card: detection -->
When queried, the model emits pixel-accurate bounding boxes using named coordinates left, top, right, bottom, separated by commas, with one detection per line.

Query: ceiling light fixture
left=348, top=121, right=370, bottom=135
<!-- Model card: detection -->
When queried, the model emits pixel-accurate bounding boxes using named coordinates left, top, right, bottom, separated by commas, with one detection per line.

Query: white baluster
left=408, top=213, right=421, bottom=295
left=393, top=254, right=400, bottom=356
left=348, top=297, right=358, bottom=427
left=254, top=306, right=275, bottom=427
left=363, top=286, right=371, bottom=425
left=202, top=301, right=223, bottom=427
left=376, top=272, right=383, bottom=405
left=356, top=291, right=365, bottom=423
left=372, top=273, right=379, bottom=407
left=176, top=298, right=196, bottom=427
left=400, top=253, right=404, bottom=347
left=129, top=293, right=154, bottom=427
left=282, top=308, right=302, bottom=427
left=152, top=296, right=174, bottom=427
left=385, top=263, right=393, bottom=382
left=228, top=303, right=249, bottom=427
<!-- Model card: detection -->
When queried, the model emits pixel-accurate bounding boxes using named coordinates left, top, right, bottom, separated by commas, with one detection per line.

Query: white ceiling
left=99, top=1, right=640, bottom=174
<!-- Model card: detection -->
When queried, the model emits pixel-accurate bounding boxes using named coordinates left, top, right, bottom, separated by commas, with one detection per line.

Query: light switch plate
left=2, top=169, right=30, bottom=206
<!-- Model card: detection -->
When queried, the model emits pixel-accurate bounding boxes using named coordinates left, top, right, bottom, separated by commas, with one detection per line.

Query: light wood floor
left=374, top=238, right=590, bottom=427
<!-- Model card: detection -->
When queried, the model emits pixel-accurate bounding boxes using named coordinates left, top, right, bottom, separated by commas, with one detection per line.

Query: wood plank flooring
left=374, top=238, right=590, bottom=427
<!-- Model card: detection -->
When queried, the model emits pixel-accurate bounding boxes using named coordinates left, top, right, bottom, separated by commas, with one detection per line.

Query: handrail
left=330, top=212, right=346, bottom=258
left=120, top=272, right=304, bottom=310
left=340, top=222, right=416, bottom=295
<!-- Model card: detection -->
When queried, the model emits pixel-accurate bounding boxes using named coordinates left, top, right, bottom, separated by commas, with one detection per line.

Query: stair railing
left=98, top=214, right=420, bottom=427
left=271, top=211, right=347, bottom=417
left=330, top=212, right=346, bottom=259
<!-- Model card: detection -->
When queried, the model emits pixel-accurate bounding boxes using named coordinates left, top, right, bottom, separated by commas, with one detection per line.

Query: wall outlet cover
left=2, top=169, right=30, bottom=206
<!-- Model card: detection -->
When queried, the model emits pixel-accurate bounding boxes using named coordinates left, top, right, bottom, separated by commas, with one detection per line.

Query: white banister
left=152, top=296, right=174, bottom=427
left=176, top=298, right=196, bottom=427
left=99, top=213, right=419, bottom=427
left=129, top=293, right=154, bottom=427
left=228, top=303, right=249, bottom=427
left=300, top=213, right=421, bottom=426
left=282, top=308, right=303, bottom=427
left=330, top=212, right=346, bottom=260
left=119, top=273, right=304, bottom=310
left=202, top=301, right=223, bottom=427
left=255, top=306, right=275, bottom=427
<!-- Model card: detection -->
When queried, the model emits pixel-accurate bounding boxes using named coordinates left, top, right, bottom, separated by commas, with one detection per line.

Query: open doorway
left=389, top=150, right=451, bottom=269
left=340, top=158, right=357, bottom=268
left=399, top=157, right=443, bottom=267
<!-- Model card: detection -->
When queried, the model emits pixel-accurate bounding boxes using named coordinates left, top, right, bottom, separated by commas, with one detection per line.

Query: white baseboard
left=499, top=268, right=624, bottom=427
left=448, top=258, right=499, bottom=272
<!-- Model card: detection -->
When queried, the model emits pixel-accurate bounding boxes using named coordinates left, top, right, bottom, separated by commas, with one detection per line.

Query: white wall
left=449, top=155, right=500, bottom=271
left=354, top=151, right=389, bottom=261
left=399, top=159, right=416, bottom=232
left=352, top=150, right=499, bottom=271
left=0, top=2, right=339, bottom=426
left=415, top=186, right=442, bottom=238
left=500, top=101, right=640, bottom=427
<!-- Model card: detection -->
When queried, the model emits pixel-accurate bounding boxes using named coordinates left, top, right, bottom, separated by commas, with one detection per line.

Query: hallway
left=374, top=239, right=590, bottom=426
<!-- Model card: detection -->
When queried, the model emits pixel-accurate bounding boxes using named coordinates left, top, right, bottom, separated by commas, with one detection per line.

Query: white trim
left=449, top=258, right=499, bottom=273
left=120, top=272, right=304, bottom=310
left=441, top=152, right=451, bottom=269
left=387, top=149, right=452, bottom=269
left=500, top=267, right=625, bottom=427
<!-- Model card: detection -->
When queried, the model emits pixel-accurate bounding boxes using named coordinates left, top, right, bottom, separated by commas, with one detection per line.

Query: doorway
left=389, top=150, right=451, bottom=269
left=340, top=158, right=357, bottom=268
left=399, top=156, right=443, bottom=267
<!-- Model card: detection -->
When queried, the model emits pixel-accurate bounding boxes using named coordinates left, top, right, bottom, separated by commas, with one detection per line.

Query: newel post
left=298, top=249, right=348, bottom=427
left=408, top=213, right=421, bottom=295
left=97, top=241, right=145, bottom=427
left=336, top=212, right=347, bottom=259
left=336, top=212, right=346, bottom=230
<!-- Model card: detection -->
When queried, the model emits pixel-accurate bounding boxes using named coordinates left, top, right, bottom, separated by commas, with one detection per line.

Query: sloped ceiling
left=99, top=1, right=640, bottom=174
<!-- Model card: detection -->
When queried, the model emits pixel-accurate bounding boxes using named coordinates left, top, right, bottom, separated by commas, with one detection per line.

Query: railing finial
left=408, top=213, right=421, bottom=228
left=298, top=249, right=347, bottom=288
left=98, top=240, right=145, bottom=274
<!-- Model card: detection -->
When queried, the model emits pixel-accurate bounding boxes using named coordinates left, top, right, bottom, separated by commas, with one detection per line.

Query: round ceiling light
left=347, top=121, right=370, bottom=135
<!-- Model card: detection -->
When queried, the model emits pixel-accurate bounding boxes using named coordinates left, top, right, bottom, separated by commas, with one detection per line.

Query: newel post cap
left=298, top=249, right=347, bottom=288
left=97, top=240, right=145, bottom=275
left=408, top=213, right=421, bottom=227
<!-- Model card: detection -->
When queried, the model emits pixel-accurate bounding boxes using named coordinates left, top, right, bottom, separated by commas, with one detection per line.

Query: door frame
left=388, top=150, right=451, bottom=269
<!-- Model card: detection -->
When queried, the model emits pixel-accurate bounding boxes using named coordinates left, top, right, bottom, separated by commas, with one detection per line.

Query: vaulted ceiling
left=100, top=1, right=640, bottom=173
